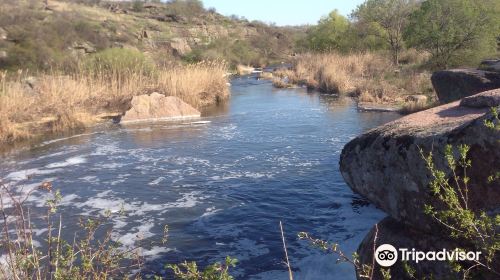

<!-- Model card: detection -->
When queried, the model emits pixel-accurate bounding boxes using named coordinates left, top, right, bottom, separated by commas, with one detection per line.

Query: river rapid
left=0, top=76, right=400, bottom=279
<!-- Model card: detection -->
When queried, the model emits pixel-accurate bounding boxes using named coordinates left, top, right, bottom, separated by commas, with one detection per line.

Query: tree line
left=299, top=0, right=500, bottom=68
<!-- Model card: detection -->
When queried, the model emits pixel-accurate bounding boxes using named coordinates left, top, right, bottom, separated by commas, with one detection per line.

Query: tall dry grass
left=276, top=52, right=435, bottom=106
left=0, top=61, right=229, bottom=144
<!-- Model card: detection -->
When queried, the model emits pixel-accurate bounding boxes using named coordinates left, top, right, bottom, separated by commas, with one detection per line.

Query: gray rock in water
left=121, top=92, right=200, bottom=122
left=340, top=99, right=500, bottom=233
left=431, top=69, right=500, bottom=104
left=460, top=88, right=500, bottom=108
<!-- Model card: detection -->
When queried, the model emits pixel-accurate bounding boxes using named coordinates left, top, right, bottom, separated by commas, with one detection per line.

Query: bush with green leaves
left=301, top=10, right=350, bottom=52
left=351, top=0, right=419, bottom=65
left=84, top=48, right=154, bottom=77
left=164, top=256, right=237, bottom=280
left=404, top=0, right=500, bottom=68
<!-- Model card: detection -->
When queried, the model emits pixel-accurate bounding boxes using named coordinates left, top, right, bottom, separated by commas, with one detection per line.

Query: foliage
left=352, top=0, right=418, bottom=65
left=84, top=48, right=154, bottom=77
left=301, top=10, right=350, bottom=52
left=132, top=0, right=144, bottom=12
left=0, top=181, right=143, bottom=279
left=421, top=143, right=499, bottom=277
left=404, top=0, right=500, bottom=68
left=166, top=256, right=237, bottom=280
left=167, top=0, right=205, bottom=18
left=298, top=232, right=376, bottom=279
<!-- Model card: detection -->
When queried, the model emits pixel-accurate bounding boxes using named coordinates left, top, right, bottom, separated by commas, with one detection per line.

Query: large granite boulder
left=340, top=92, right=500, bottom=232
left=121, top=92, right=200, bottom=122
left=431, top=69, right=500, bottom=104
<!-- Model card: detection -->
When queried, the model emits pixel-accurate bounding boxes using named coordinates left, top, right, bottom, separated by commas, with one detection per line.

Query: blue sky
left=201, top=0, right=366, bottom=26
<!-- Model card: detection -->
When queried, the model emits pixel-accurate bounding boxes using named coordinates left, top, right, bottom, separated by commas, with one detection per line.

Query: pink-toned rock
left=460, top=88, right=500, bottom=108
left=340, top=98, right=499, bottom=232
left=121, top=93, right=200, bottom=122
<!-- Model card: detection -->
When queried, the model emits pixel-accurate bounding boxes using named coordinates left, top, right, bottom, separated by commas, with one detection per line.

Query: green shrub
left=167, top=257, right=237, bottom=280
left=84, top=48, right=154, bottom=77
left=404, top=0, right=499, bottom=68
left=132, top=0, right=144, bottom=12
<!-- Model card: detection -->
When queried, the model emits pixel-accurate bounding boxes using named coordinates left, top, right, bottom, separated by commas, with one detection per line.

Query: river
left=0, top=76, right=399, bottom=279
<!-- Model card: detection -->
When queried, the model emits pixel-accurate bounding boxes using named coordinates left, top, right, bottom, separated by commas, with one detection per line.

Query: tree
left=352, top=0, right=418, bottom=65
left=302, top=10, right=350, bottom=52
left=404, top=0, right=499, bottom=68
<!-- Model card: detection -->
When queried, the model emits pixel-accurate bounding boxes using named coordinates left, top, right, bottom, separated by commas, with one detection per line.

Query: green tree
left=303, top=10, right=350, bottom=52
left=404, top=0, right=500, bottom=68
left=352, top=0, right=418, bottom=65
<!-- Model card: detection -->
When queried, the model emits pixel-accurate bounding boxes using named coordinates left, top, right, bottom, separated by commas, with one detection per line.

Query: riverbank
left=270, top=52, right=438, bottom=113
left=0, top=61, right=229, bottom=146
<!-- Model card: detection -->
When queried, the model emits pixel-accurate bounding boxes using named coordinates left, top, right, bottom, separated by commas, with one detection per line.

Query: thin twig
left=370, top=223, right=379, bottom=280
left=280, top=221, right=293, bottom=280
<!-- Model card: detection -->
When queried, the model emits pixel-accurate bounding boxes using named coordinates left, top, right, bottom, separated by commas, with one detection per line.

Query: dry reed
left=282, top=52, right=435, bottom=106
left=0, top=61, right=229, bottom=144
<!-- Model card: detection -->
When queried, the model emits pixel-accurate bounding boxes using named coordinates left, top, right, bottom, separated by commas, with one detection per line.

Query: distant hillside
left=0, top=0, right=306, bottom=71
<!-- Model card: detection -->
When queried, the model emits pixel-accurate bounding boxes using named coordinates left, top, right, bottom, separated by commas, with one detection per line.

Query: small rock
left=405, top=95, right=428, bottom=103
left=72, top=42, right=96, bottom=54
left=0, top=27, right=7, bottom=40
left=460, top=88, right=500, bottom=108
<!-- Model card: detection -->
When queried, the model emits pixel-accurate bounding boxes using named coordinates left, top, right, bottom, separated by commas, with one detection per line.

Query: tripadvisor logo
left=374, top=244, right=482, bottom=267
left=375, top=244, right=398, bottom=267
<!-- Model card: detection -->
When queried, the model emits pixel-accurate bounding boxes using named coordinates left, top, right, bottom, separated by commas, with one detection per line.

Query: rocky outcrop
left=340, top=95, right=499, bottom=230
left=169, top=38, right=192, bottom=56
left=460, top=88, right=500, bottom=108
left=121, top=92, right=200, bottom=122
left=479, top=59, right=500, bottom=73
left=71, top=42, right=96, bottom=54
left=340, top=89, right=500, bottom=279
left=431, top=69, right=500, bottom=104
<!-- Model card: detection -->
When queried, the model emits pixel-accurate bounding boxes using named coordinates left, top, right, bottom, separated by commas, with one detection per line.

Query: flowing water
left=0, top=77, right=399, bottom=279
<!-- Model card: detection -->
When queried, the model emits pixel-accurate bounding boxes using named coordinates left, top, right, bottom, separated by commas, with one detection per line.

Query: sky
left=201, top=0, right=366, bottom=26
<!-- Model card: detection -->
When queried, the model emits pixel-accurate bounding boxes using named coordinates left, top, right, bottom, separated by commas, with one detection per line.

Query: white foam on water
left=244, top=172, right=271, bottom=179
left=45, top=156, right=86, bottom=168
left=99, top=162, right=128, bottom=169
left=5, top=168, right=63, bottom=182
left=114, top=221, right=155, bottom=248
left=189, top=121, right=211, bottom=125
left=141, top=246, right=173, bottom=261
left=149, top=177, right=166, bottom=186
left=39, top=132, right=100, bottom=146
left=79, top=176, right=99, bottom=184
left=164, top=191, right=203, bottom=209
left=91, top=143, right=123, bottom=156
left=201, top=207, right=221, bottom=217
